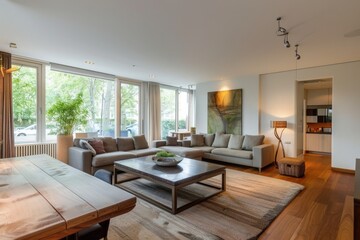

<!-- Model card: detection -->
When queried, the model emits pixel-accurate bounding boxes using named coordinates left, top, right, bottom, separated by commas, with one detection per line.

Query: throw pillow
left=88, top=139, right=106, bottom=154
left=117, top=137, right=135, bottom=151
left=166, top=136, right=178, bottom=146
left=204, top=133, right=215, bottom=146
left=242, top=135, right=265, bottom=150
left=211, top=132, right=231, bottom=148
left=101, top=137, right=118, bottom=152
left=80, top=139, right=96, bottom=155
left=228, top=134, right=245, bottom=149
left=74, top=138, right=93, bottom=148
left=133, top=135, right=149, bottom=150
left=191, top=134, right=205, bottom=147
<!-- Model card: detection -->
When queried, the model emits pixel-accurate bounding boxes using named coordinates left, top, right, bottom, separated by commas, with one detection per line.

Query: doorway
left=296, top=79, right=333, bottom=155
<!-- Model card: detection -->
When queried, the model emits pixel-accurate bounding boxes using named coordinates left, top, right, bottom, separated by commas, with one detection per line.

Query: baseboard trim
left=332, top=167, right=355, bottom=174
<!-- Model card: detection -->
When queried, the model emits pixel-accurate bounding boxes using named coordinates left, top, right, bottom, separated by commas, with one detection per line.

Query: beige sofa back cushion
left=228, top=134, right=245, bottom=149
left=204, top=134, right=215, bottom=146
left=117, top=137, right=135, bottom=151
left=133, top=135, right=149, bottom=150
left=242, top=135, right=265, bottom=150
left=211, top=132, right=231, bottom=148
left=191, top=134, right=205, bottom=147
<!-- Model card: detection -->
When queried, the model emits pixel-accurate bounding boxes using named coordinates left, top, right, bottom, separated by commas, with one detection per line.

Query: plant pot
left=57, top=134, right=73, bottom=163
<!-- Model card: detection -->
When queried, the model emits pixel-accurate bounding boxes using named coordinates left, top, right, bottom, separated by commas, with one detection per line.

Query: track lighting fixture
left=276, top=17, right=291, bottom=48
left=276, top=17, right=288, bottom=36
left=295, top=44, right=301, bottom=60
left=284, top=33, right=290, bottom=48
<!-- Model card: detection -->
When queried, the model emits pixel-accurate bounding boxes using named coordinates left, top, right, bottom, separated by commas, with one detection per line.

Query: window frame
left=116, top=78, right=143, bottom=137
left=12, top=59, right=146, bottom=144
left=160, top=85, right=191, bottom=137
left=12, top=59, right=46, bottom=143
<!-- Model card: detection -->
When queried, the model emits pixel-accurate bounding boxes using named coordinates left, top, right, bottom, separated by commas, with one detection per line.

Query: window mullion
left=39, top=64, right=46, bottom=142
left=175, top=89, right=179, bottom=131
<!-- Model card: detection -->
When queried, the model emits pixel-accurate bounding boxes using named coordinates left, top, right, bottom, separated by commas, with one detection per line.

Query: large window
left=120, top=83, right=140, bottom=137
left=46, top=67, right=116, bottom=139
left=178, top=91, right=189, bottom=131
left=12, top=63, right=40, bottom=144
left=160, top=87, right=190, bottom=139
left=11, top=58, right=194, bottom=145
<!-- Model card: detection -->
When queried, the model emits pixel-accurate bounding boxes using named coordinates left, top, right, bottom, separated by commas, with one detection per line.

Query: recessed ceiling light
left=149, top=74, right=156, bottom=79
left=85, top=60, right=95, bottom=65
left=9, top=43, right=17, bottom=48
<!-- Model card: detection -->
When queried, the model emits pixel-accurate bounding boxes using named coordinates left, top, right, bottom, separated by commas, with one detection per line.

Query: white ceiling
left=1, top=0, right=360, bottom=87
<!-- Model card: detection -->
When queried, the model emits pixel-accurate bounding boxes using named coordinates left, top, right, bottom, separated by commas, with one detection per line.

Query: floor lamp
left=271, top=121, right=287, bottom=168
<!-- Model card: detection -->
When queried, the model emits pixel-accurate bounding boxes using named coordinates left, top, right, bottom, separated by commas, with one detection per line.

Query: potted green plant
left=47, top=93, right=88, bottom=163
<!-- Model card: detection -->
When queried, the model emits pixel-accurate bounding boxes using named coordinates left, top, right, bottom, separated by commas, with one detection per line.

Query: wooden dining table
left=0, top=154, right=136, bottom=240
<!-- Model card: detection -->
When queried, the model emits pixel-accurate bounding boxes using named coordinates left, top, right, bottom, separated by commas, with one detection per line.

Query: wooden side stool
left=278, top=157, right=305, bottom=177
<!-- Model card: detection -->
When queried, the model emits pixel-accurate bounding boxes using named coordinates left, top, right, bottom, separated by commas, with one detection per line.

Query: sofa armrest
left=182, top=140, right=191, bottom=147
left=252, top=144, right=274, bottom=170
left=68, top=147, right=93, bottom=174
left=151, top=140, right=166, bottom=148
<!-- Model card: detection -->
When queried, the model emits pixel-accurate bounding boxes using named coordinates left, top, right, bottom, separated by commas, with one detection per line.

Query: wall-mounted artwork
left=208, top=89, right=242, bottom=134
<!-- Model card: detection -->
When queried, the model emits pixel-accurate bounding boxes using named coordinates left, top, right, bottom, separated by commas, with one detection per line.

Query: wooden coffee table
left=114, top=156, right=226, bottom=214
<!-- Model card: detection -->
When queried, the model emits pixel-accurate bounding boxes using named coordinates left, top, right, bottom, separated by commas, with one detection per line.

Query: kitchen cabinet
left=306, top=133, right=331, bottom=153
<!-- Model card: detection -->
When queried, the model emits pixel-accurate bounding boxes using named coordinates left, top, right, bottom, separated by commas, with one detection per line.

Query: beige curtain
left=0, top=52, right=15, bottom=158
left=148, top=82, right=161, bottom=141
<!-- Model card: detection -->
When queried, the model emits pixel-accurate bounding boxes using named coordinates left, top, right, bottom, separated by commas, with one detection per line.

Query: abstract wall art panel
left=208, top=89, right=242, bottom=134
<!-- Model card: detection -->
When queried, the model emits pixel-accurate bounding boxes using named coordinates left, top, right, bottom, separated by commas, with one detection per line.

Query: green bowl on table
left=152, top=151, right=183, bottom=166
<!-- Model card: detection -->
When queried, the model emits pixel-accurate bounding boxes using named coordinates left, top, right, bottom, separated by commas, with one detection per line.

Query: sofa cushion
left=117, top=137, right=135, bottom=151
left=92, top=152, right=137, bottom=167
left=133, top=135, right=149, bottom=150
left=74, top=138, right=94, bottom=148
left=159, top=146, right=203, bottom=159
left=204, top=134, right=215, bottom=146
left=191, top=134, right=205, bottom=147
left=166, top=136, right=178, bottom=146
left=88, top=139, right=106, bottom=154
left=212, top=132, right=231, bottom=148
left=101, top=137, right=118, bottom=152
left=80, top=139, right=96, bottom=155
left=211, top=148, right=253, bottom=159
left=192, top=146, right=215, bottom=153
left=129, top=148, right=162, bottom=157
left=242, top=135, right=265, bottom=151
left=228, top=134, right=245, bottom=150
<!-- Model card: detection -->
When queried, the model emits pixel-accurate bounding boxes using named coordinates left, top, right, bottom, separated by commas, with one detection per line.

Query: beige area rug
left=108, top=169, right=304, bottom=240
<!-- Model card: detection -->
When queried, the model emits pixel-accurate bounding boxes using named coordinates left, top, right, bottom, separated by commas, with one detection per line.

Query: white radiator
left=15, top=143, right=57, bottom=158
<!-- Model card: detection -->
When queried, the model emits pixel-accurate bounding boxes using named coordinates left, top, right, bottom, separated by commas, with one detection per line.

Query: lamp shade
left=271, top=121, right=287, bottom=128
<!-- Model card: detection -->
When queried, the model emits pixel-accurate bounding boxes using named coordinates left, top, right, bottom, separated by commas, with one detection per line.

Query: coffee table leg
left=222, top=171, right=226, bottom=191
left=172, top=186, right=177, bottom=214
left=114, top=167, right=118, bottom=185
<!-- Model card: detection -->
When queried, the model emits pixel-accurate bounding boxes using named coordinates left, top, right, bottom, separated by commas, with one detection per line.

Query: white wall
left=195, top=76, right=260, bottom=135
left=260, top=71, right=297, bottom=156
left=306, top=88, right=332, bottom=106
left=195, top=61, right=360, bottom=170
left=261, top=61, right=360, bottom=170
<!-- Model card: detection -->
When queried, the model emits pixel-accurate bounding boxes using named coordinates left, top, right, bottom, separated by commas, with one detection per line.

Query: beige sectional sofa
left=68, top=135, right=161, bottom=174
left=152, top=132, right=274, bottom=172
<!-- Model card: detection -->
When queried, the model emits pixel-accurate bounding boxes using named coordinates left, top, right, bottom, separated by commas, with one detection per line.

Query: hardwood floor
left=215, top=153, right=354, bottom=240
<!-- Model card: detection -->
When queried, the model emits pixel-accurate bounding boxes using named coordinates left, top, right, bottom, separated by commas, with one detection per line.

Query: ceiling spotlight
left=9, top=43, right=17, bottom=48
left=284, top=33, right=290, bottom=48
left=295, top=44, right=301, bottom=60
left=276, top=17, right=288, bottom=36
